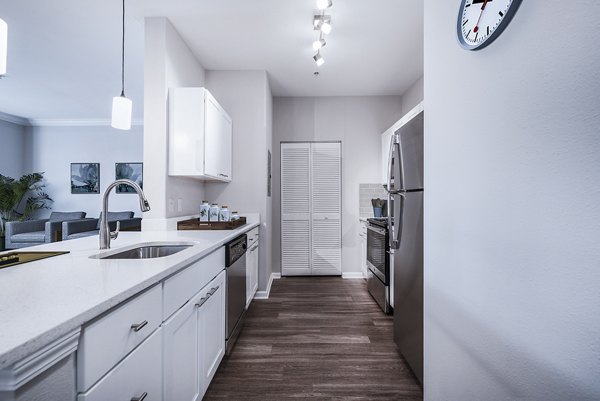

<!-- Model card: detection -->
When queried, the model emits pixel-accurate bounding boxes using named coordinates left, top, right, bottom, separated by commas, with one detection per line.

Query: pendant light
left=111, top=0, right=132, bottom=130
left=0, top=18, right=7, bottom=76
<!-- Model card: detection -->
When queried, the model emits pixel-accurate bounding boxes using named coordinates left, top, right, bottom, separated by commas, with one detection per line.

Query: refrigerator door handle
left=386, top=136, right=394, bottom=193
left=390, top=192, right=405, bottom=250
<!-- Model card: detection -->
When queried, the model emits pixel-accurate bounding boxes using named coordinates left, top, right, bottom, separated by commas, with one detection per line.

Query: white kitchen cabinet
left=163, top=271, right=226, bottom=401
left=246, top=228, right=259, bottom=307
left=163, top=291, right=202, bottom=401
left=77, top=284, right=162, bottom=392
left=77, top=329, right=162, bottom=401
left=198, top=271, right=226, bottom=395
left=169, top=87, right=233, bottom=182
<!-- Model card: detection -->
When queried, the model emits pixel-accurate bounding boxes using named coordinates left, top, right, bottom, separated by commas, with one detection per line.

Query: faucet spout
left=99, top=179, right=151, bottom=250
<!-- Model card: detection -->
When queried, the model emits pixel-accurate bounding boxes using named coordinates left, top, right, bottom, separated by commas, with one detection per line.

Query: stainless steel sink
left=97, top=244, right=192, bottom=260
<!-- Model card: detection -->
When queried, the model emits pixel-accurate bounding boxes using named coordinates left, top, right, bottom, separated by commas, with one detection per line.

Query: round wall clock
left=457, top=0, right=522, bottom=50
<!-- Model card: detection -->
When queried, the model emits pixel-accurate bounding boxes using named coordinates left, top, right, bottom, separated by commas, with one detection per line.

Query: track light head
left=313, top=52, right=325, bottom=67
left=317, top=0, right=333, bottom=10
left=312, top=38, right=326, bottom=51
left=313, top=15, right=331, bottom=31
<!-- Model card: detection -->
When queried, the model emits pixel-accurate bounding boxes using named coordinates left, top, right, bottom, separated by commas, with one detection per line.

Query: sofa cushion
left=11, top=231, right=46, bottom=243
left=67, top=230, right=99, bottom=240
left=49, top=211, right=86, bottom=222
left=96, top=212, right=135, bottom=229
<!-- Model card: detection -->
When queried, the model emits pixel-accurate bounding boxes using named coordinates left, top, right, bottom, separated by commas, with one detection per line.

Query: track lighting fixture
left=320, top=21, right=332, bottom=35
left=312, top=38, right=326, bottom=51
left=317, top=0, right=333, bottom=10
left=313, top=52, right=325, bottom=67
left=111, top=0, right=132, bottom=130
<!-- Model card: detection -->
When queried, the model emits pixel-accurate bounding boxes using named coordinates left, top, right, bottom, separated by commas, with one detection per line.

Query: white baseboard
left=342, top=272, right=366, bottom=279
left=254, top=272, right=281, bottom=299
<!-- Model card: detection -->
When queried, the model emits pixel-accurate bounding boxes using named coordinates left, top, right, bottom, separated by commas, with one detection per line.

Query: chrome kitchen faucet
left=99, top=179, right=150, bottom=250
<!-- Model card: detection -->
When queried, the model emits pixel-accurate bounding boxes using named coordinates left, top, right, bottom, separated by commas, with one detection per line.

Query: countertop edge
left=0, top=221, right=260, bottom=371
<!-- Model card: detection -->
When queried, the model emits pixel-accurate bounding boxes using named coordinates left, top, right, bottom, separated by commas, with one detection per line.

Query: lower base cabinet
left=163, top=271, right=226, bottom=401
left=77, top=329, right=162, bottom=401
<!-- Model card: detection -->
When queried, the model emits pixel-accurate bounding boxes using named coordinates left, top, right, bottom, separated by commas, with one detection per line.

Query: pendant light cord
left=120, top=0, right=125, bottom=97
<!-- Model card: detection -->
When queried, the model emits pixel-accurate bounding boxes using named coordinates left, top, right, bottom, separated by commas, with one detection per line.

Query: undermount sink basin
left=94, top=243, right=193, bottom=260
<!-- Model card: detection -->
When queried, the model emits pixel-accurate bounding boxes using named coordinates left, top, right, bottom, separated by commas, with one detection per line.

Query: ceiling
left=0, top=0, right=423, bottom=122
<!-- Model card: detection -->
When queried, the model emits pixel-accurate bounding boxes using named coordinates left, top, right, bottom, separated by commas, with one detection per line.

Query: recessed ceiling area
left=0, top=0, right=423, bottom=121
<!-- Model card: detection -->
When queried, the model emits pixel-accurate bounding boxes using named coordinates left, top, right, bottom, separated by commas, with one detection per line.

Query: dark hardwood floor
left=204, top=277, right=423, bottom=401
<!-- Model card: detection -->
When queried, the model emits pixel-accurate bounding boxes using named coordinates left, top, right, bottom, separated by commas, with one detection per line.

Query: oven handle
left=367, top=225, right=387, bottom=236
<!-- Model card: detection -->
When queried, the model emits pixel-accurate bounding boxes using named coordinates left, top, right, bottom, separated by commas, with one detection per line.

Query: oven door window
left=367, top=225, right=388, bottom=284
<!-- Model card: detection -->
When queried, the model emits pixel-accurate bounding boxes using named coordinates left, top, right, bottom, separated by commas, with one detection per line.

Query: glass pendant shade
left=0, top=18, right=7, bottom=75
left=111, top=95, right=132, bottom=130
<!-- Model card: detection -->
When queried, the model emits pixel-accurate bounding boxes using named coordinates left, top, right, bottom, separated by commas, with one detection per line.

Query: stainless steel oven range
left=366, top=218, right=391, bottom=314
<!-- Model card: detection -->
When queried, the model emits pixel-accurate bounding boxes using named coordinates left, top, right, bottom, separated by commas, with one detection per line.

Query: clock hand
left=473, top=0, right=489, bottom=33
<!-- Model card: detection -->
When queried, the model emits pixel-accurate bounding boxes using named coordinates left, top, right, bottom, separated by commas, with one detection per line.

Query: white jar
left=199, top=201, right=210, bottom=222
left=230, top=211, right=240, bottom=221
left=209, top=204, right=220, bottom=222
left=219, top=206, right=230, bottom=222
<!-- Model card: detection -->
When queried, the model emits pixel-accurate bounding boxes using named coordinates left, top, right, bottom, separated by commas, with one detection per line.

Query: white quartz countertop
left=0, top=216, right=260, bottom=370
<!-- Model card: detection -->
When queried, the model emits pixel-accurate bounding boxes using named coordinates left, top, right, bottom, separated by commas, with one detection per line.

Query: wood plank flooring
left=204, top=277, right=423, bottom=401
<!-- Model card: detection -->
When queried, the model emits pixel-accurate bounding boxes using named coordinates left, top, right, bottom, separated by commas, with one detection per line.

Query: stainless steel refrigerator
left=385, top=107, right=424, bottom=384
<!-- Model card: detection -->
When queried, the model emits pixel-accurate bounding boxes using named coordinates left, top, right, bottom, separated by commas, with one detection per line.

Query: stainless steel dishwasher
left=224, top=234, right=247, bottom=355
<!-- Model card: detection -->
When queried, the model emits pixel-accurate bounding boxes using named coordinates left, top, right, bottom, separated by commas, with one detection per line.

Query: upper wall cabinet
left=169, top=87, right=233, bottom=182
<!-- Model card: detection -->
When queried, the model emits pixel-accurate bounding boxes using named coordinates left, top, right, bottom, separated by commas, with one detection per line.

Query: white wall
left=204, top=70, right=273, bottom=290
left=272, top=96, right=403, bottom=276
left=143, top=17, right=206, bottom=229
left=26, top=125, right=144, bottom=218
left=0, top=119, right=27, bottom=178
left=401, top=76, right=424, bottom=115
left=424, top=1, right=600, bottom=400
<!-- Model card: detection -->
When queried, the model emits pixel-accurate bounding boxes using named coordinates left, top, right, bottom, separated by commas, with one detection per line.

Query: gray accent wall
left=424, top=1, right=600, bottom=399
left=0, top=119, right=27, bottom=178
left=272, top=96, right=404, bottom=276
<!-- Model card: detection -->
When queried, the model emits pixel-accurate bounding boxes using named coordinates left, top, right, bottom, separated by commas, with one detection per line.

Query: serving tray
left=177, top=217, right=247, bottom=231
left=0, top=251, right=70, bottom=269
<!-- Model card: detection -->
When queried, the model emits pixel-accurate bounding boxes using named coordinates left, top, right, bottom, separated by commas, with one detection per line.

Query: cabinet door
left=77, top=329, right=162, bottom=401
left=246, top=249, right=254, bottom=307
left=251, top=243, right=259, bottom=296
left=199, top=271, right=226, bottom=398
left=163, top=292, right=203, bottom=401
left=204, top=91, right=232, bottom=182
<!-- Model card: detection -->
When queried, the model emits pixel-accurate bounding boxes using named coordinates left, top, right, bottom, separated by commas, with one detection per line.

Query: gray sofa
left=62, top=212, right=142, bottom=240
left=5, top=211, right=87, bottom=249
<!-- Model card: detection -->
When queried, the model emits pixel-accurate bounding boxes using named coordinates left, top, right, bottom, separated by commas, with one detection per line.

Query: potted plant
left=0, top=173, right=53, bottom=251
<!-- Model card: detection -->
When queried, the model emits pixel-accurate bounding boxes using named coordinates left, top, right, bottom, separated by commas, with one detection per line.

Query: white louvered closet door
left=310, top=143, right=342, bottom=275
left=281, top=143, right=312, bottom=275
left=281, top=142, right=341, bottom=276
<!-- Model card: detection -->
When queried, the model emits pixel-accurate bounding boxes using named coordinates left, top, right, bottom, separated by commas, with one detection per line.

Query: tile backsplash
left=359, top=183, right=388, bottom=218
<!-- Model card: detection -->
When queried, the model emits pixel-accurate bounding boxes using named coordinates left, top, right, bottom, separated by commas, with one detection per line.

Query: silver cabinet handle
left=218, top=173, right=229, bottom=178
left=195, top=297, right=208, bottom=308
left=131, top=392, right=148, bottom=401
left=209, top=285, right=219, bottom=295
left=130, top=320, right=148, bottom=332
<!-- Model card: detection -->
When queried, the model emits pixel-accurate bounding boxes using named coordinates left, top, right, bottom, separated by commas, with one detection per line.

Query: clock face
left=457, top=0, right=522, bottom=50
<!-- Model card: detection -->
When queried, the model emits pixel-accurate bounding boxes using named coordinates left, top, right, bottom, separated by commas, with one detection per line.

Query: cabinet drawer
left=163, top=247, right=225, bottom=320
left=78, top=329, right=162, bottom=401
left=77, top=284, right=162, bottom=392
left=247, top=227, right=259, bottom=246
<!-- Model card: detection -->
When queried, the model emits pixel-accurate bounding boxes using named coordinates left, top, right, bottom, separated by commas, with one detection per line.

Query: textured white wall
left=0, top=119, right=27, bottom=178
left=204, top=70, right=273, bottom=290
left=26, top=125, right=143, bottom=218
left=143, top=17, right=206, bottom=228
left=424, top=1, right=600, bottom=399
left=272, top=96, right=403, bottom=276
